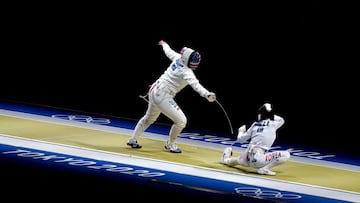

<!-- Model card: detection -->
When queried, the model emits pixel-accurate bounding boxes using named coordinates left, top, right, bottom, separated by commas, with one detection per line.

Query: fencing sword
left=215, top=99, right=234, bottom=135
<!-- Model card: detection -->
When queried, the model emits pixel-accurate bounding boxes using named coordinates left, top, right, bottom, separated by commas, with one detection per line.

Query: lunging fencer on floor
left=221, top=103, right=291, bottom=175
left=127, top=40, right=216, bottom=153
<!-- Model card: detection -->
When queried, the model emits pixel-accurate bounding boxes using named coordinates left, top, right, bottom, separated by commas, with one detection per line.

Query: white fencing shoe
left=126, top=139, right=142, bottom=149
left=257, top=168, right=276, bottom=176
left=220, top=147, right=233, bottom=164
left=164, top=141, right=182, bottom=153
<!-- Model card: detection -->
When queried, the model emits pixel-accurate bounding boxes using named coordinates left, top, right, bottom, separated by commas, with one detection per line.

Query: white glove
left=238, top=125, right=246, bottom=133
left=158, top=40, right=167, bottom=46
left=264, top=103, right=272, bottom=112
left=237, top=125, right=246, bottom=140
left=206, top=92, right=216, bottom=102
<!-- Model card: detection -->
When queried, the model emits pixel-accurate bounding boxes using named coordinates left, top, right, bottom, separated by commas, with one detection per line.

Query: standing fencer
left=127, top=40, right=216, bottom=153
left=221, top=103, right=290, bottom=175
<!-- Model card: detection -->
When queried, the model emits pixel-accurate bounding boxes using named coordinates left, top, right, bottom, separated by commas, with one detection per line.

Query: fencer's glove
left=206, top=92, right=216, bottom=102
left=158, top=40, right=166, bottom=46
left=237, top=125, right=246, bottom=140
left=264, top=103, right=272, bottom=112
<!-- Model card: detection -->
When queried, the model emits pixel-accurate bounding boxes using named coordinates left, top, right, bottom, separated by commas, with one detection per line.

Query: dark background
left=2, top=2, right=358, bottom=202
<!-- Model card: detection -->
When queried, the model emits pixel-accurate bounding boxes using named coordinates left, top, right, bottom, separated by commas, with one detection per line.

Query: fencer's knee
left=278, top=151, right=290, bottom=163
left=236, top=156, right=248, bottom=166
left=175, top=117, right=187, bottom=129
left=283, top=151, right=291, bottom=159
left=142, top=116, right=156, bottom=126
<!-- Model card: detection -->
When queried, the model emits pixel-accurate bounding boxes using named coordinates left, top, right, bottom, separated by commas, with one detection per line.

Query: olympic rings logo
left=234, top=187, right=302, bottom=200
left=51, top=114, right=111, bottom=125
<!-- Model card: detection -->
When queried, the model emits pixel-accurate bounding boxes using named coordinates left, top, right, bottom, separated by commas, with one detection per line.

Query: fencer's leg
left=257, top=151, right=290, bottom=175
left=164, top=124, right=184, bottom=153
left=129, top=116, right=147, bottom=137
left=236, top=153, right=250, bottom=166
left=168, top=124, right=183, bottom=143
left=127, top=105, right=160, bottom=148
left=221, top=148, right=249, bottom=166
left=265, top=151, right=291, bottom=168
left=221, top=147, right=234, bottom=165
left=160, top=99, right=186, bottom=153
left=127, top=117, right=148, bottom=148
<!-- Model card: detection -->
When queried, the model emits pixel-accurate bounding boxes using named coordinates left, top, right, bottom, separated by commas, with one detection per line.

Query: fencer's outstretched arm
left=189, top=82, right=216, bottom=102
left=237, top=124, right=250, bottom=143
left=273, top=115, right=285, bottom=128
left=158, top=40, right=180, bottom=61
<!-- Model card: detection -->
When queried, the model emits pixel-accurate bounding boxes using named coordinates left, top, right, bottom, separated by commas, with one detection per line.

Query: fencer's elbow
left=274, top=115, right=285, bottom=122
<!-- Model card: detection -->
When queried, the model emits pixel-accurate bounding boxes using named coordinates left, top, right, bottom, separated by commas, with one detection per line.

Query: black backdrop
left=3, top=3, right=358, bottom=155
left=2, top=3, right=359, bottom=202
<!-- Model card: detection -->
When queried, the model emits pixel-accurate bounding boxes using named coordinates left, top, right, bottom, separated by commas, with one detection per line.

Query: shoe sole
left=127, top=142, right=142, bottom=149
left=164, top=146, right=181, bottom=153
left=257, top=170, right=276, bottom=176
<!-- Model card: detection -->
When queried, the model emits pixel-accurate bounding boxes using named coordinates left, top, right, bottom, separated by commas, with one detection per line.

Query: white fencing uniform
left=127, top=41, right=216, bottom=153
left=221, top=114, right=290, bottom=175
